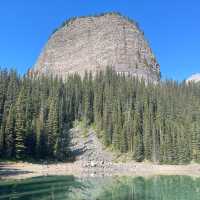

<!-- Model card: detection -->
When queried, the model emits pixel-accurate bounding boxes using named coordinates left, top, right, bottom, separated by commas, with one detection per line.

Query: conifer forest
left=0, top=68, right=200, bottom=164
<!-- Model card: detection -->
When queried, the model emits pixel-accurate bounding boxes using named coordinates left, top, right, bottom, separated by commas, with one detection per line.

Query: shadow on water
left=0, top=175, right=200, bottom=200
left=0, top=163, right=32, bottom=178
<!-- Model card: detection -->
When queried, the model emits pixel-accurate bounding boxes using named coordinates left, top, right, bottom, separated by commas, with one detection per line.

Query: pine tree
left=15, top=88, right=26, bottom=159
left=46, top=98, right=59, bottom=157
left=35, top=104, right=48, bottom=158
left=191, top=121, right=200, bottom=162
left=4, top=105, right=16, bottom=157
left=133, top=111, right=144, bottom=162
left=143, top=112, right=153, bottom=161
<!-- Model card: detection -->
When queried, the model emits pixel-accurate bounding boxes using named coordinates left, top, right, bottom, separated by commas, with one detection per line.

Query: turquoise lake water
left=0, top=175, right=200, bottom=199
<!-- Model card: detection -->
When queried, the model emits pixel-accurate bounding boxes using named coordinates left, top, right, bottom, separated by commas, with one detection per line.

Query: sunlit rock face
left=31, top=12, right=160, bottom=82
left=186, top=73, right=200, bottom=83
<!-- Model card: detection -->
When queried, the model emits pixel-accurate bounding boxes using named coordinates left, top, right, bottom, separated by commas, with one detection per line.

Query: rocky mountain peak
left=31, top=12, right=160, bottom=82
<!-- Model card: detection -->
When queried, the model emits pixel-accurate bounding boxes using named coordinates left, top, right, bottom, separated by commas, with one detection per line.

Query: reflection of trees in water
left=0, top=175, right=87, bottom=200
left=1, top=175, right=200, bottom=200
left=96, top=176, right=200, bottom=200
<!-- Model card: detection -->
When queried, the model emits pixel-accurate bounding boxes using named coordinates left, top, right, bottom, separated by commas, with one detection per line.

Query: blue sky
left=0, top=0, right=199, bottom=81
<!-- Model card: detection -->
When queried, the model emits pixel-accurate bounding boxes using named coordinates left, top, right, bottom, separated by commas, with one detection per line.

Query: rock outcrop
left=31, top=12, right=160, bottom=82
left=186, top=73, right=200, bottom=83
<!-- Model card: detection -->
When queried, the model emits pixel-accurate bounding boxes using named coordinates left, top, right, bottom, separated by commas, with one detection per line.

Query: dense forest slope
left=31, top=12, right=160, bottom=82
left=0, top=68, right=200, bottom=164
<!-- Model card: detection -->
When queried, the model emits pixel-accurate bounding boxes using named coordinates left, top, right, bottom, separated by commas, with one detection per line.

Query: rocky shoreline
left=1, top=161, right=200, bottom=180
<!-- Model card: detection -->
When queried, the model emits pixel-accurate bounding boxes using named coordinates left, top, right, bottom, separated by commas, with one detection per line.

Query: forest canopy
left=0, top=68, right=200, bottom=164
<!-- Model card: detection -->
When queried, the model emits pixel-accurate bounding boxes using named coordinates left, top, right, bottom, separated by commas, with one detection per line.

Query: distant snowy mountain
left=186, top=73, right=200, bottom=83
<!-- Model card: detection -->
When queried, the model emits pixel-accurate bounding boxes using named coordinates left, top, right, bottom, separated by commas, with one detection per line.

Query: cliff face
left=32, top=13, right=160, bottom=82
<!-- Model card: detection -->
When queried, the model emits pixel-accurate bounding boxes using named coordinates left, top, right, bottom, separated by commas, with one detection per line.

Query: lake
left=0, top=175, right=200, bottom=199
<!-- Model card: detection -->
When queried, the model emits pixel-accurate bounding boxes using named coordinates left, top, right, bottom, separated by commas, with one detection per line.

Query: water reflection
left=96, top=176, right=200, bottom=200
left=0, top=176, right=87, bottom=199
left=0, top=175, right=200, bottom=200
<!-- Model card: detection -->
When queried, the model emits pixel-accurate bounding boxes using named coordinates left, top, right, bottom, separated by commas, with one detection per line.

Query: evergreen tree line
left=0, top=68, right=200, bottom=164
left=0, top=69, right=73, bottom=160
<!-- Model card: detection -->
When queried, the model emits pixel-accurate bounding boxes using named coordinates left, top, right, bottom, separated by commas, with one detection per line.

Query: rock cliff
left=31, top=12, right=160, bottom=82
